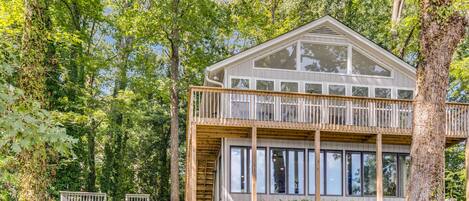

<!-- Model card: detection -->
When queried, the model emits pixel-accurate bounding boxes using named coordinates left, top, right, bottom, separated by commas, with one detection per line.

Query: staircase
left=196, top=138, right=220, bottom=201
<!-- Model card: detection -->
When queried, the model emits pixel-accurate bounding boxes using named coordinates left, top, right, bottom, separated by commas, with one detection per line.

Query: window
left=305, top=83, right=322, bottom=123
left=326, top=151, right=343, bottom=195
left=308, top=150, right=342, bottom=196
left=271, top=149, right=287, bottom=194
left=383, top=154, right=398, bottom=196
left=397, top=89, right=414, bottom=100
left=305, top=83, right=322, bottom=94
left=308, top=151, right=324, bottom=195
left=398, top=155, right=410, bottom=197
left=346, top=152, right=361, bottom=196
left=250, top=148, right=267, bottom=193
left=231, top=78, right=250, bottom=89
left=231, top=78, right=250, bottom=119
left=352, top=86, right=369, bottom=97
left=363, top=153, right=376, bottom=196
left=281, top=82, right=299, bottom=122
left=328, top=85, right=346, bottom=96
left=352, top=49, right=391, bottom=77
left=375, top=88, right=391, bottom=98
left=287, top=150, right=305, bottom=194
left=231, top=147, right=248, bottom=193
left=255, top=44, right=297, bottom=70
left=230, top=147, right=267, bottom=193
left=301, top=43, right=348, bottom=73
left=256, top=80, right=275, bottom=121
left=346, top=152, right=410, bottom=197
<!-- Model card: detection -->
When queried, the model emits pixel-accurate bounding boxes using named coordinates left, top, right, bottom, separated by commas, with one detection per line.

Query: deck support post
left=185, top=124, right=197, bottom=201
left=464, top=138, right=469, bottom=201
left=376, top=132, right=383, bottom=201
left=251, top=127, right=257, bottom=201
left=315, top=130, right=321, bottom=201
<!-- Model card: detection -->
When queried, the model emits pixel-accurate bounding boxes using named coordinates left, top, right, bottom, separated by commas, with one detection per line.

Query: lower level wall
left=219, top=138, right=410, bottom=201
left=228, top=194, right=404, bottom=201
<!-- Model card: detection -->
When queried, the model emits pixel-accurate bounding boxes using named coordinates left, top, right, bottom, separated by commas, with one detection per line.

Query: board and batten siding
left=221, top=138, right=409, bottom=201
left=222, top=31, right=415, bottom=91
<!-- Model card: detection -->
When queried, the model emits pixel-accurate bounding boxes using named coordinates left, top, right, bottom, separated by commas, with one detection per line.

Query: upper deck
left=188, top=86, right=469, bottom=138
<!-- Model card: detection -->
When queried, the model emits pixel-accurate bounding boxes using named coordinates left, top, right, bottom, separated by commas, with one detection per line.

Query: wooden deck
left=185, top=86, right=469, bottom=201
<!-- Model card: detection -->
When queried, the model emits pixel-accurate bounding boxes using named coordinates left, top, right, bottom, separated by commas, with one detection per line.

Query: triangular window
left=254, top=44, right=297, bottom=70
left=352, top=49, right=391, bottom=77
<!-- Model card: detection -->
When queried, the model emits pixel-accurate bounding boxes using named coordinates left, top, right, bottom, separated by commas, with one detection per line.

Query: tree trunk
left=169, top=0, right=180, bottom=201
left=407, top=1, right=466, bottom=200
left=18, top=0, right=49, bottom=200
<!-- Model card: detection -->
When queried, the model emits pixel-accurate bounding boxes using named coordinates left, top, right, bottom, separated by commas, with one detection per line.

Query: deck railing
left=189, top=86, right=469, bottom=137
left=60, top=191, right=106, bottom=201
left=125, top=194, right=150, bottom=201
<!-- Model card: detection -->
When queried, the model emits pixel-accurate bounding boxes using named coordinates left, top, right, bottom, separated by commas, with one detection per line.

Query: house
left=184, top=16, right=469, bottom=201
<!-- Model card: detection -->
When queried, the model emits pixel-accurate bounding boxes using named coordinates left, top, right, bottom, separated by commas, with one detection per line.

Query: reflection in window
left=398, top=155, right=410, bottom=197
left=352, top=86, right=369, bottom=97
left=328, top=85, right=346, bottom=96
left=271, top=149, right=287, bottom=194
left=375, top=88, right=391, bottom=98
left=383, top=154, right=397, bottom=196
left=255, top=44, right=297, bottom=70
left=231, top=78, right=249, bottom=89
left=397, top=90, right=414, bottom=100
left=281, top=82, right=298, bottom=122
left=231, top=147, right=248, bottom=193
left=231, top=78, right=250, bottom=119
left=249, top=148, right=267, bottom=193
left=326, top=151, right=342, bottom=195
left=363, top=153, right=376, bottom=196
left=346, top=152, right=361, bottom=196
left=305, top=83, right=322, bottom=94
left=288, top=150, right=304, bottom=194
left=352, top=49, right=391, bottom=77
left=308, top=151, right=324, bottom=195
left=301, top=43, right=348, bottom=73
left=256, top=80, right=274, bottom=121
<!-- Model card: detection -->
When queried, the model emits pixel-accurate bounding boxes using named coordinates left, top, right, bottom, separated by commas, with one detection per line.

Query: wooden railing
left=189, top=86, right=469, bottom=137
left=60, top=191, right=106, bottom=201
left=125, top=194, right=150, bottom=201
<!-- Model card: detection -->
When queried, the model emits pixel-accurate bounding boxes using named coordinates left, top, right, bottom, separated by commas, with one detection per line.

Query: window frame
left=345, top=151, right=410, bottom=198
left=307, top=149, right=344, bottom=196
left=396, top=89, right=415, bottom=100
left=229, top=146, right=268, bottom=194
left=269, top=147, right=306, bottom=195
left=304, top=82, right=324, bottom=95
left=251, top=40, right=394, bottom=79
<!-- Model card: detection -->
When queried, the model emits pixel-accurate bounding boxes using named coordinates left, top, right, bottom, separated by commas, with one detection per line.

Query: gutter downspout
left=204, top=70, right=223, bottom=87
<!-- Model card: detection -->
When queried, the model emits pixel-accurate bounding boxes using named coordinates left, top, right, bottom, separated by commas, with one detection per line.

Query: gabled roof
left=206, top=15, right=416, bottom=74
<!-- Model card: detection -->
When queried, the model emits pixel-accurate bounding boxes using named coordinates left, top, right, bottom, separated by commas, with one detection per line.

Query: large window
left=352, top=49, right=391, bottom=77
left=301, top=43, right=348, bottom=73
left=352, top=86, right=370, bottom=126
left=230, top=147, right=267, bottom=193
left=346, top=152, right=408, bottom=197
left=281, top=82, right=299, bottom=122
left=255, top=44, right=297, bottom=70
left=328, top=85, right=346, bottom=125
left=308, top=150, right=342, bottom=196
left=305, top=83, right=322, bottom=123
left=270, top=148, right=305, bottom=195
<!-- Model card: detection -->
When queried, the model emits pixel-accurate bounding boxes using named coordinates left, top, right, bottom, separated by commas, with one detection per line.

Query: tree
left=407, top=0, right=467, bottom=200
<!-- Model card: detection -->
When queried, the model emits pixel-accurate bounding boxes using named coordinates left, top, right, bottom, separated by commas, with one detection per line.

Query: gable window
left=255, top=44, right=297, bottom=70
left=352, top=49, right=391, bottom=77
left=301, top=43, right=348, bottom=74
left=230, top=147, right=267, bottom=193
